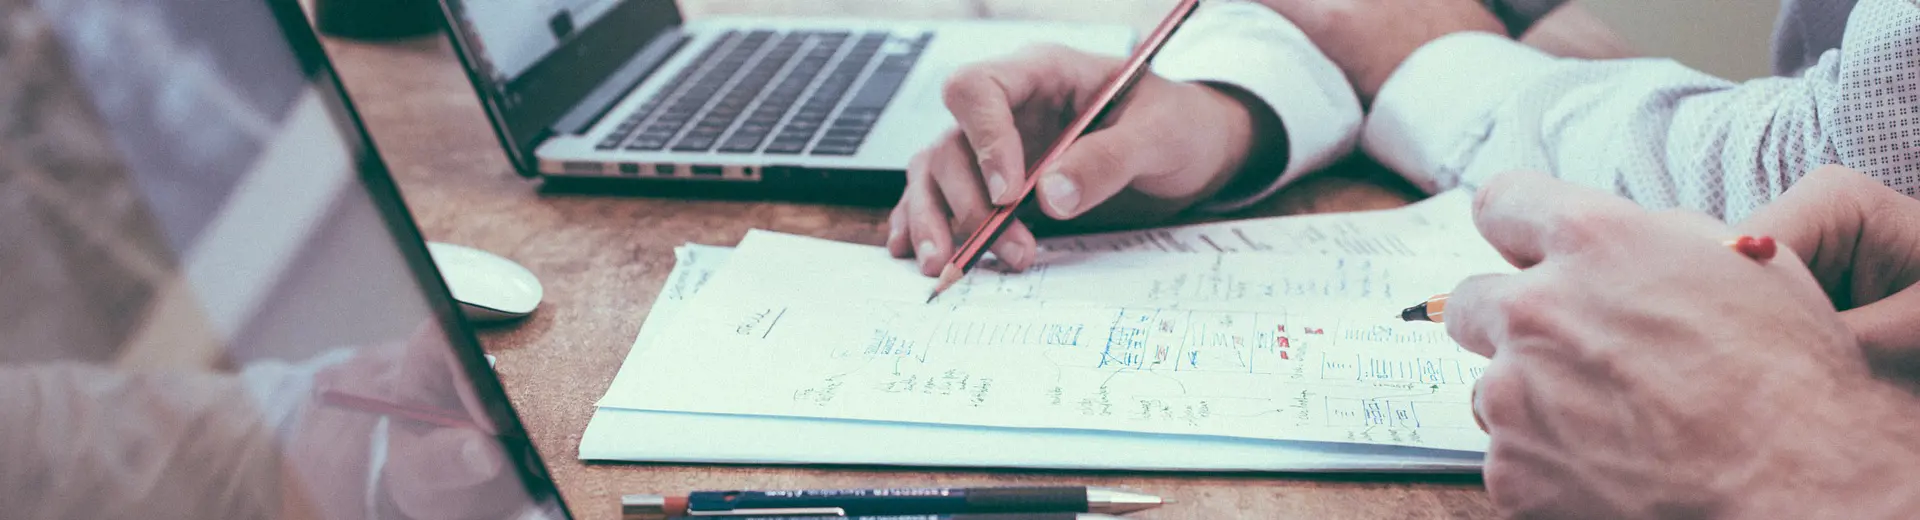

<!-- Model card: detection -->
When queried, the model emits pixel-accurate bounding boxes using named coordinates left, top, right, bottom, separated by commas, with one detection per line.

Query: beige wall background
left=1575, top=0, right=1783, bottom=80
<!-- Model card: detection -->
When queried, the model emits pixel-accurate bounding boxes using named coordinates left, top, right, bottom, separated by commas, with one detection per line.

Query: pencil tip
left=924, top=265, right=964, bottom=304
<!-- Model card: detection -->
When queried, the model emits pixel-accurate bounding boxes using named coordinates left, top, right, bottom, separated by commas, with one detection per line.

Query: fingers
left=943, top=52, right=1049, bottom=205
left=1443, top=272, right=1520, bottom=358
left=1471, top=170, right=1641, bottom=268
left=1035, top=130, right=1150, bottom=220
left=989, top=221, right=1039, bottom=271
left=925, top=133, right=1039, bottom=271
left=386, top=427, right=524, bottom=520
left=901, top=149, right=956, bottom=276
left=887, top=202, right=912, bottom=258
left=1734, top=165, right=1869, bottom=292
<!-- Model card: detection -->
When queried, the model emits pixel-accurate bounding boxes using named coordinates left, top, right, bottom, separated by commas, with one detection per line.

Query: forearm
left=1732, top=380, right=1920, bottom=519
left=1149, top=0, right=1361, bottom=215
left=1365, top=0, right=1920, bottom=222
left=0, top=364, right=284, bottom=520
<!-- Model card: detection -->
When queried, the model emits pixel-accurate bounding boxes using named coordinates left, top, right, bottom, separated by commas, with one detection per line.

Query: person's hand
left=888, top=44, right=1281, bottom=276
left=289, top=323, right=529, bottom=520
left=1737, top=165, right=1920, bottom=379
left=1446, top=170, right=1920, bottom=517
left=1256, top=0, right=1504, bottom=104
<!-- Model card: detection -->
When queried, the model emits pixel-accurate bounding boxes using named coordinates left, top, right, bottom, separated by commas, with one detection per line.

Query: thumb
left=1840, top=283, right=1920, bottom=378
left=1033, top=130, right=1149, bottom=220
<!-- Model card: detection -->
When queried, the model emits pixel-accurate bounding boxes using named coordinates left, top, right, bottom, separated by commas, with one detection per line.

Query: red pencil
left=318, top=388, right=480, bottom=430
left=1398, top=235, right=1778, bottom=323
left=926, top=0, right=1202, bottom=303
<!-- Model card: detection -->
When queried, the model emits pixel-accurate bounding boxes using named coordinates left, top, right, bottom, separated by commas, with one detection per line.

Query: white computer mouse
left=426, top=241, right=543, bottom=322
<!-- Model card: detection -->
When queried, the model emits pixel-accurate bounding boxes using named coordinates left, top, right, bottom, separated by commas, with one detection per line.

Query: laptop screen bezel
left=266, top=1, right=575, bottom=516
left=435, top=0, right=686, bottom=176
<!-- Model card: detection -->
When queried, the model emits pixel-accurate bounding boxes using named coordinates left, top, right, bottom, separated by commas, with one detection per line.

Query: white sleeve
left=1149, top=0, right=1363, bottom=213
left=1362, top=0, right=1920, bottom=223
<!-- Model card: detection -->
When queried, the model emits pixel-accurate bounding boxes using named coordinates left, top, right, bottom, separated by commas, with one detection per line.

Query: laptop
left=1, top=0, right=567, bottom=517
left=434, top=0, right=1135, bottom=203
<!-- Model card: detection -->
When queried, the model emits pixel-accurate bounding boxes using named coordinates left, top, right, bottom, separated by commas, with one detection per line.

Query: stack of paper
left=581, top=190, right=1511, bottom=471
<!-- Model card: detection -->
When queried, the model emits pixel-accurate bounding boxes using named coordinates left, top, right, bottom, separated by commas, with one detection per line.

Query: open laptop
left=0, top=0, right=568, bottom=517
left=435, top=0, right=1135, bottom=202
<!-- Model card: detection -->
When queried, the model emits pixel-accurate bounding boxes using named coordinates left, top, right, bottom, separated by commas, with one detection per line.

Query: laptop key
left=764, top=138, right=808, bottom=154
left=672, top=135, right=718, bottom=151
left=810, top=142, right=860, bottom=156
left=718, top=136, right=765, bottom=153
left=846, top=71, right=910, bottom=110
left=627, top=137, right=669, bottom=151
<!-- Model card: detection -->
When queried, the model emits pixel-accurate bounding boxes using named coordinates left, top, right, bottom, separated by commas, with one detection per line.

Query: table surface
left=316, top=2, right=1629, bottom=518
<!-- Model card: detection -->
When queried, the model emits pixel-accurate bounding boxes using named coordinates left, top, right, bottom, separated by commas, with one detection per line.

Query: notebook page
left=601, top=223, right=1510, bottom=452
left=582, top=243, right=1481, bottom=471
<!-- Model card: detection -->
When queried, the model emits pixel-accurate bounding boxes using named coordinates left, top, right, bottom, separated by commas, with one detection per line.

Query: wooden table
left=316, top=2, right=1630, bottom=518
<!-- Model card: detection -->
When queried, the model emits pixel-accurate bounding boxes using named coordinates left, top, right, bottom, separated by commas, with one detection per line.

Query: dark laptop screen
left=0, top=0, right=567, bottom=518
left=439, top=0, right=685, bottom=173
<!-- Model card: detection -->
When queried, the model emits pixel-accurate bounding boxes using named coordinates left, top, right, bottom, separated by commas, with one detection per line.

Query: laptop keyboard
left=595, top=29, right=931, bottom=157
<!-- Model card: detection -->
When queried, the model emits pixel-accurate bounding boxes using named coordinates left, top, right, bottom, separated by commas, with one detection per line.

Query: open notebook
left=581, top=189, right=1506, bottom=471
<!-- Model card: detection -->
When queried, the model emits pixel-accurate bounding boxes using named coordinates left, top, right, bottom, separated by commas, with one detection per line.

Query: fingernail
left=917, top=240, right=939, bottom=260
left=887, top=220, right=903, bottom=244
left=986, top=174, right=1008, bottom=202
left=1003, top=246, right=1027, bottom=268
left=1041, top=172, right=1079, bottom=216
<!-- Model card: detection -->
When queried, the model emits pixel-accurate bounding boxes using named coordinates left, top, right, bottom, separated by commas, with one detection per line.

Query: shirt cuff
left=1149, top=0, right=1363, bottom=213
left=1361, top=32, right=1558, bottom=194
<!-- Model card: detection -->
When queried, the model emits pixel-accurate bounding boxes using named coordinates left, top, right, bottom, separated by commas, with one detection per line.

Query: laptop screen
left=439, top=0, right=685, bottom=172
left=0, top=0, right=567, bottom=518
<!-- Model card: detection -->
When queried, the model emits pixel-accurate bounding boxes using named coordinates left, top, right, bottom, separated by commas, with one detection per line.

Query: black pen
left=682, top=515, right=1125, bottom=520
left=621, top=487, right=1163, bottom=519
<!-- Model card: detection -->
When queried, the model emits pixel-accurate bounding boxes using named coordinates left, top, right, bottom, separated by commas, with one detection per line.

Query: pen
left=621, top=486, right=1163, bottom=519
left=317, top=388, right=480, bottom=430
left=1399, top=235, right=1777, bottom=323
left=648, top=515, right=1124, bottom=520
left=926, top=0, right=1201, bottom=303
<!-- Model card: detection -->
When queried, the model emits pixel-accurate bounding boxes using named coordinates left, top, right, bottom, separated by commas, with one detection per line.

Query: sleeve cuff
left=1361, top=32, right=1558, bottom=194
left=1149, top=0, right=1363, bottom=213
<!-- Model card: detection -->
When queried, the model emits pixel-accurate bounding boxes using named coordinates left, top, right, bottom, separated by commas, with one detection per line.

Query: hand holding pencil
left=889, top=0, right=1284, bottom=286
left=1421, top=169, right=1920, bottom=518
left=921, top=0, right=1202, bottom=301
left=1399, top=235, right=1777, bottom=323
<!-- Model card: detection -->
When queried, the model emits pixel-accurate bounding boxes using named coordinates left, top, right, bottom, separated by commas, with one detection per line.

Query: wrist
left=1354, top=5, right=1505, bottom=104
left=1190, top=80, right=1288, bottom=206
left=1737, top=380, right=1920, bottom=519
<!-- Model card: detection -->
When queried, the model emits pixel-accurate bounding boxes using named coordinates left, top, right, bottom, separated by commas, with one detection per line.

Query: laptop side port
left=691, top=165, right=723, bottom=177
left=653, top=164, right=677, bottom=176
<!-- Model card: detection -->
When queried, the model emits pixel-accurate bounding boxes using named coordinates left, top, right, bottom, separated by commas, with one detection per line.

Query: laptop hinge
left=551, top=27, right=690, bottom=136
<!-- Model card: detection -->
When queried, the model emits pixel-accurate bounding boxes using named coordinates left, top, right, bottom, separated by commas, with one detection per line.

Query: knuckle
left=907, top=150, right=936, bottom=180
left=1806, top=164, right=1868, bottom=187
left=1474, top=369, right=1526, bottom=429
left=941, top=67, right=997, bottom=108
left=1472, top=170, right=1529, bottom=219
left=1494, top=282, right=1565, bottom=341
left=1543, top=206, right=1632, bottom=253
left=1021, top=42, right=1076, bottom=61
